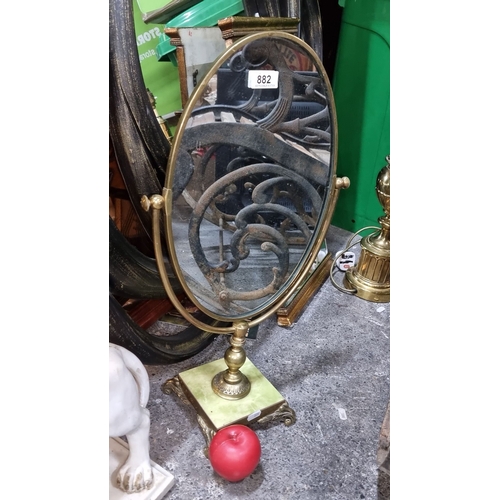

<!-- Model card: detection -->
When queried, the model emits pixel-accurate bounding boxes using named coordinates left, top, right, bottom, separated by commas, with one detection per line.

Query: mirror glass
left=165, top=32, right=337, bottom=320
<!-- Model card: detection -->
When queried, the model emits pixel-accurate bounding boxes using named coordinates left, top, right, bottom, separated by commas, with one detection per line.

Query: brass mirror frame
left=143, top=31, right=347, bottom=336
left=143, top=31, right=349, bottom=402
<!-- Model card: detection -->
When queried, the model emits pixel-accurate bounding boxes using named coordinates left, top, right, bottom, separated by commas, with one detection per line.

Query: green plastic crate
left=132, top=0, right=182, bottom=116
left=156, top=0, right=244, bottom=65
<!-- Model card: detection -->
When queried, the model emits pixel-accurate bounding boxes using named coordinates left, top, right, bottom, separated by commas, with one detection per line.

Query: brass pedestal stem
left=211, top=322, right=251, bottom=400
left=344, top=156, right=390, bottom=303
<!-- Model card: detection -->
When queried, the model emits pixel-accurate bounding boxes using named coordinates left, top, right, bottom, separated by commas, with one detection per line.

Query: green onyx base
left=168, top=357, right=289, bottom=432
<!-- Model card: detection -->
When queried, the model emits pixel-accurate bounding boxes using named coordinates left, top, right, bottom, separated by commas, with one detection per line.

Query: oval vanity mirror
left=162, top=31, right=339, bottom=323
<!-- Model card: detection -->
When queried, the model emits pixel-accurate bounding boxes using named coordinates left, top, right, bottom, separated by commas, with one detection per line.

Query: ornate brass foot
left=161, top=375, right=190, bottom=405
left=197, top=414, right=216, bottom=457
left=257, top=401, right=297, bottom=427
left=162, top=378, right=216, bottom=456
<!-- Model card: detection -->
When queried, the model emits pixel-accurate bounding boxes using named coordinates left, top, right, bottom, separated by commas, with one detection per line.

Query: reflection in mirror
left=166, top=32, right=336, bottom=320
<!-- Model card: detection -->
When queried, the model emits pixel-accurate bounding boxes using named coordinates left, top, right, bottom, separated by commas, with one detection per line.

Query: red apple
left=208, top=424, right=261, bottom=482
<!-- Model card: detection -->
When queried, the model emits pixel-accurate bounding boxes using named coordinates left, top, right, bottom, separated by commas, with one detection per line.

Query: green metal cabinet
left=331, top=0, right=390, bottom=233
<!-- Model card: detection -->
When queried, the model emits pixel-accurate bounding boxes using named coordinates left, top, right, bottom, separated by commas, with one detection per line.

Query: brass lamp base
left=343, top=272, right=390, bottom=302
left=343, top=261, right=390, bottom=303
left=342, top=156, right=390, bottom=303
left=162, top=357, right=296, bottom=455
left=343, top=223, right=390, bottom=303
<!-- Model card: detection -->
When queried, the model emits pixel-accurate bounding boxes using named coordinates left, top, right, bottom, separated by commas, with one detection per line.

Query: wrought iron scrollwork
left=171, top=36, right=333, bottom=315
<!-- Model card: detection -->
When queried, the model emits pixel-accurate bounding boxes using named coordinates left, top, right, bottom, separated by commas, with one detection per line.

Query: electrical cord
left=329, top=226, right=381, bottom=294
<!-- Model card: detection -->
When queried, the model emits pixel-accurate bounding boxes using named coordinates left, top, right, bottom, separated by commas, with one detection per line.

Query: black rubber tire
left=298, top=0, right=323, bottom=62
left=109, top=293, right=219, bottom=365
left=109, top=217, right=222, bottom=364
left=109, top=0, right=170, bottom=242
left=109, top=0, right=222, bottom=364
left=109, top=216, right=178, bottom=299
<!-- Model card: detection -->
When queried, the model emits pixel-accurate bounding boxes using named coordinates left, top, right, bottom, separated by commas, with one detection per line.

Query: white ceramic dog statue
left=109, top=343, right=154, bottom=493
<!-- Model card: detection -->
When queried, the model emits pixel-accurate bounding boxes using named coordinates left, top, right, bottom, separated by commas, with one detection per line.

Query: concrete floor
left=143, top=225, right=390, bottom=499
